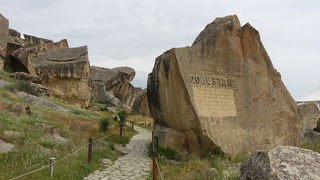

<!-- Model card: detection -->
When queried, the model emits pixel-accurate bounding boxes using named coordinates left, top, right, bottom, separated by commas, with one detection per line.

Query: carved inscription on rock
left=190, top=74, right=237, bottom=118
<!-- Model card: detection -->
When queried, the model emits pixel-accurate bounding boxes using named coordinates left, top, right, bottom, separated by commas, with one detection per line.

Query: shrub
left=99, top=118, right=110, bottom=132
left=117, top=111, right=127, bottom=127
left=11, top=81, right=39, bottom=96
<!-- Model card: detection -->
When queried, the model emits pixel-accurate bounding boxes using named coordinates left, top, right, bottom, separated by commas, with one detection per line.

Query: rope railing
left=7, top=128, right=120, bottom=180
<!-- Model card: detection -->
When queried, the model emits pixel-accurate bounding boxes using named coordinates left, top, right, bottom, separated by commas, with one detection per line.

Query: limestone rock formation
left=148, top=15, right=300, bottom=157
left=132, top=89, right=151, bottom=117
left=31, top=46, right=91, bottom=107
left=0, top=14, right=9, bottom=70
left=240, top=146, right=320, bottom=180
left=11, top=41, right=91, bottom=107
left=298, top=103, right=320, bottom=134
left=91, top=66, right=142, bottom=109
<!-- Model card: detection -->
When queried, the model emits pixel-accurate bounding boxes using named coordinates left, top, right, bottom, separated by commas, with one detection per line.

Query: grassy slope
left=0, top=71, right=138, bottom=180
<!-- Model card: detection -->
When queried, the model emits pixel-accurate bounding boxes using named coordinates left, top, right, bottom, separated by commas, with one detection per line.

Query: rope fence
left=7, top=128, right=120, bottom=180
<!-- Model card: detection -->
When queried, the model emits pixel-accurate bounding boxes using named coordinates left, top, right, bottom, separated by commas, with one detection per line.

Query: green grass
left=0, top=76, right=137, bottom=180
left=301, top=139, right=320, bottom=153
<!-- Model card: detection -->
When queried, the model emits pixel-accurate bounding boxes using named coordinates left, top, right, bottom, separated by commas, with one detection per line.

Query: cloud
left=1, top=0, right=319, bottom=98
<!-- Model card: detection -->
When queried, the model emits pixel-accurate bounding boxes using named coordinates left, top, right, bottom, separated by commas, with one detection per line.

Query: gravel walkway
left=85, top=126, right=151, bottom=180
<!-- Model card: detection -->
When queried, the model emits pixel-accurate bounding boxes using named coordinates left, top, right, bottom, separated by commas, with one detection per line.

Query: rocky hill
left=0, top=13, right=149, bottom=115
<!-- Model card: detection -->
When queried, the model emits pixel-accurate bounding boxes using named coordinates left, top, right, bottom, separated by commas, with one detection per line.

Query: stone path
left=85, top=126, right=151, bottom=180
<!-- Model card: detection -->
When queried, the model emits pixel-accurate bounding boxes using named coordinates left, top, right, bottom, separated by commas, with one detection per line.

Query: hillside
left=0, top=70, right=153, bottom=180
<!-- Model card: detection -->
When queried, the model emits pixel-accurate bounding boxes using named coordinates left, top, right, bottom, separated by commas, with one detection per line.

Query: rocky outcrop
left=31, top=46, right=91, bottom=107
left=0, top=102, right=31, bottom=116
left=147, top=15, right=300, bottom=158
left=0, top=14, right=9, bottom=70
left=11, top=39, right=68, bottom=74
left=298, top=103, right=320, bottom=135
left=23, top=34, right=53, bottom=47
left=91, top=66, right=142, bottom=109
left=16, top=91, right=70, bottom=112
left=10, top=72, right=41, bottom=83
left=132, top=89, right=150, bottom=117
left=240, top=146, right=320, bottom=180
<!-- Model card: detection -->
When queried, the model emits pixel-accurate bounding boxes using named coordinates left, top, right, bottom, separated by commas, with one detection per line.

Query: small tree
left=118, top=111, right=127, bottom=128
left=99, top=118, right=110, bottom=132
left=118, top=111, right=127, bottom=137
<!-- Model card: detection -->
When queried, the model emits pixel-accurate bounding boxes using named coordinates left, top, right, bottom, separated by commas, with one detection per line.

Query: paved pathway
left=85, top=126, right=151, bottom=180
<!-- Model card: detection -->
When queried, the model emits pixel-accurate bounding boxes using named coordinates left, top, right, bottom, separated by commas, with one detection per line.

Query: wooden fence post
left=120, top=126, right=123, bottom=137
left=88, top=138, right=93, bottom=164
left=152, top=150, right=158, bottom=180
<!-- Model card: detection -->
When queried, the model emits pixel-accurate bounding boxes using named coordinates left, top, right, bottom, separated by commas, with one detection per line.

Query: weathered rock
left=16, top=91, right=70, bottom=112
left=101, top=158, right=113, bottom=166
left=304, top=129, right=320, bottom=141
left=0, top=14, right=9, bottom=70
left=148, top=15, right=300, bottom=158
left=11, top=39, right=68, bottom=74
left=12, top=44, right=91, bottom=107
left=5, top=29, right=25, bottom=70
left=91, top=66, right=142, bottom=108
left=23, top=34, right=53, bottom=47
left=240, top=146, right=320, bottom=180
left=0, top=102, right=31, bottom=116
left=0, top=139, right=15, bottom=153
left=9, top=29, right=21, bottom=38
left=132, top=89, right=151, bottom=117
left=3, top=130, right=23, bottom=138
left=298, top=103, right=320, bottom=134
left=315, top=119, right=320, bottom=132
left=10, top=72, right=41, bottom=83
left=0, top=79, right=11, bottom=88
left=30, top=83, right=52, bottom=96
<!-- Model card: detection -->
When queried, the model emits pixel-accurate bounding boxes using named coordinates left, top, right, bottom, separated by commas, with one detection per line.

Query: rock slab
left=240, top=146, right=320, bottom=180
left=147, top=15, right=300, bottom=158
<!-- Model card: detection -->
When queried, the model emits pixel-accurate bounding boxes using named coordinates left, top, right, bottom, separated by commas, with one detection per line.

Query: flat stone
left=0, top=139, right=15, bottom=153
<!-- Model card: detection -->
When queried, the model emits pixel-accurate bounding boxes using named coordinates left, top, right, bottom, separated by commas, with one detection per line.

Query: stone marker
left=240, top=146, right=320, bottom=180
left=147, top=15, right=300, bottom=158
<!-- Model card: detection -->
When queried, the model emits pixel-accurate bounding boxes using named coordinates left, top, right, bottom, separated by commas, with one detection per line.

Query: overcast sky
left=1, top=0, right=319, bottom=99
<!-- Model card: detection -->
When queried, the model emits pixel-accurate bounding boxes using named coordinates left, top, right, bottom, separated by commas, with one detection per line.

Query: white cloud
left=1, top=0, right=320, bottom=98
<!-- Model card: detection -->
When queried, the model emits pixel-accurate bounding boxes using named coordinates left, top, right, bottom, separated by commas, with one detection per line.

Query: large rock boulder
left=5, top=29, right=25, bottom=70
left=132, top=89, right=151, bottom=117
left=298, top=103, right=320, bottom=134
left=0, top=14, right=9, bottom=70
left=31, top=46, right=91, bottom=107
left=91, top=66, right=142, bottom=108
left=11, top=42, right=91, bottom=107
left=147, top=15, right=300, bottom=158
left=240, top=146, right=320, bottom=180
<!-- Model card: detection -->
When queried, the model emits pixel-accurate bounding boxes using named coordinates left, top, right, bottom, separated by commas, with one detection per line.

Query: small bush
left=118, top=111, right=127, bottom=127
left=99, top=118, right=110, bottom=132
left=10, top=81, right=39, bottom=96
left=148, top=143, right=179, bottom=160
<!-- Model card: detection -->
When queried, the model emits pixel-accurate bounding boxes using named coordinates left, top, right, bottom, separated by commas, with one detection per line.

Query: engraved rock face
left=147, top=15, right=300, bottom=158
left=240, top=146, right=320, bottom=180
